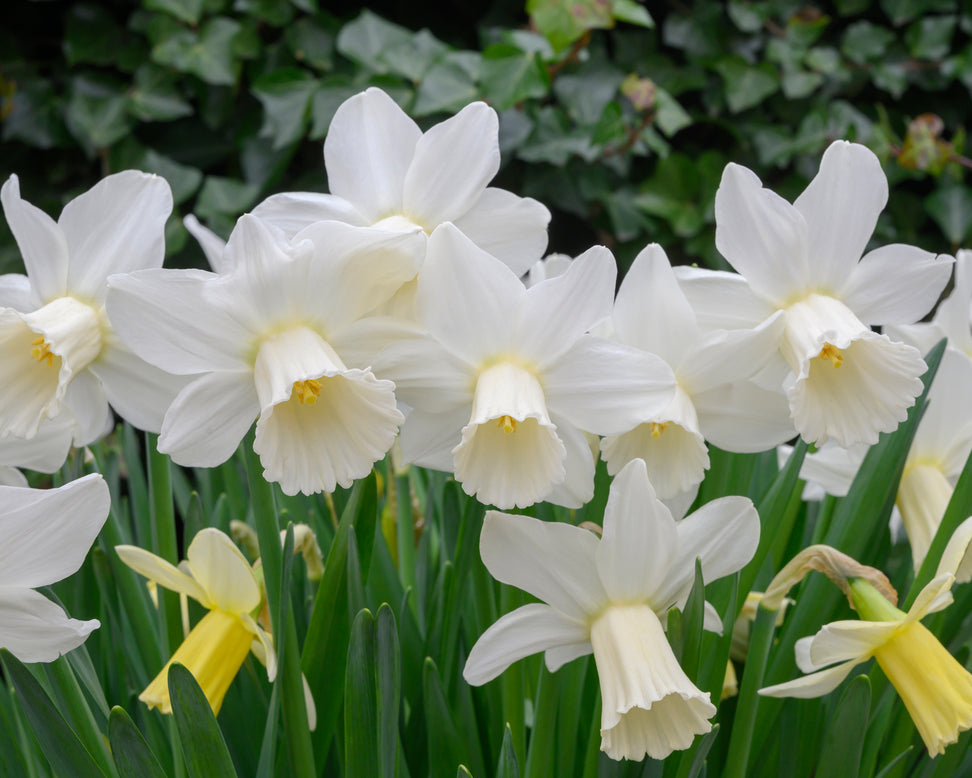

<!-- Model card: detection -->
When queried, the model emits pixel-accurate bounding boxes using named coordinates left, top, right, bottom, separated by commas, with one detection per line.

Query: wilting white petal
left=463, top=603, right=589, bottom=685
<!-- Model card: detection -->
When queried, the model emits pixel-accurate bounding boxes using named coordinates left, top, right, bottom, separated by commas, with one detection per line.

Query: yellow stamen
left=650, top=422, right=669, bottom=439
left=293, top=379, right=321, bottom=405
left=497, top=415, right=517, bottom=434
left=31, top=336, right=55, bottom=368
left=817, top=342, right=843, bottom=368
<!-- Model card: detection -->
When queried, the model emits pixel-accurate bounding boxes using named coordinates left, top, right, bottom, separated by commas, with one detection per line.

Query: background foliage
left=2, top=0, right=970, bottom=278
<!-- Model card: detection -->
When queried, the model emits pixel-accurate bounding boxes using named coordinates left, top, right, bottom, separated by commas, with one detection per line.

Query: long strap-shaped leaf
left=167, top=663, right=237, bottom=778
left=108, top=706, right=167, bottom=778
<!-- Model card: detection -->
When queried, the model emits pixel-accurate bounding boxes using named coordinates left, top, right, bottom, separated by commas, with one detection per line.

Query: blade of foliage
left=167, top=663, right=237, bottom=778
left=817, top=675, right=870, bottom=778
left=108, top=706, right=167, bottom=778
left=345, top=608, right=379, bottom=777
left=497, top=724, right=520, bottom=778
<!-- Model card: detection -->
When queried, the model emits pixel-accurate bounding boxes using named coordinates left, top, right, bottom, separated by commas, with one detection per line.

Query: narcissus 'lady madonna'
left=463, top=458, right=760, bottom=760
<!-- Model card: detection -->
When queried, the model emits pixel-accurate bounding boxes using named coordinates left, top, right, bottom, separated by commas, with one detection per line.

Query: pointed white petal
left=1, top=175, right=69, bottom=302
left=159, top=372, right=258, bottom=468
left=115, top=545, right=211, bottom=605
left=840, top=246, right=953, bottom=325
left=59, top=171, right=172, bottom=302
left=241, top=614, right=277, bottom=682
left=694, top=381, right=796, bottom=453
left=595, top=459, right=678, bottom=603
left=759, top=658, right=863, bottom=698
left=479, top=510, right=607, bottom=622
left=518, top=246, right=616, bottom=368
left=715, top=163, right=809, bottom=304
left=612, top=244, right=698, bottom=362
left=373, top=334, right=472, bottom=412
left=0, top=474, right=108, bottom=588
left=702, top=601, right=724, bottom=634
left=89, top=339, right=187, bottom=433
left=794, top=141, right=888, bottom=289
left=0, top=587, right=99, bottom=662
left=106, top=268, right=250, bottom=374
left=451, top=188, right=550, bottom=275
left=673, top=266, right=777, bottom=331
left=908, top=573, right=956, bottom=620
left=417, top=224, right=524, bottom=363
left=543, top=336, right=675, bottom=435
left=807, top=620, right=899, bottom=667
left=543, top=419, right=596, bottom=510
left=544, top=641, right=594, bottom=672
left=463, top=603, right=589, bottom=685
left=938, top=518, right=972, bottom=584
left=250, top=192, right=368, bottom=238
left=398, top=407, right=466, bottom=472
left=183, top=215, right=228, bottom=272
left=185, top=529, right=261, bottom=614
left=403, top=102, right=500, bottom=228
left=324, top=88, right=421, bottom=221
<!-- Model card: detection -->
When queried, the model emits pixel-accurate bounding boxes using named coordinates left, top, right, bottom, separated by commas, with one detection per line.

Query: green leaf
left=905, top=15, right=957, bottom=60
left=654, top=86, right=691, bottom=136
left=424, top=658, right=471, bottom=777
left=252, top=68, right=319, bottom=149
left=1, top=79, right=71, bottom=149
left=195, top=176, right=261, bottom=222
left=413, top=52, right=481, bottom=116
left=152, top=18, right=243, bottom=86
left=817, top=675, right=870, bottom=778
left=0, top=650, right=106, bottom=778
left=64, top=4, right=126, bottom=66
left=375, top=605, right=402, bottom=778
left=108, top=707, right=167, bottom=778
left=714, top=57, right=779, bottom=113
left=129, top=64, right=193, bottom=122
left=480, top=44, right=549, bottom=111
left=285, top=18, right=335, bottom=71
left=309, top=82, right=361, bottom=138
left=336, top=10, right=413, bottom=73
left=345, top=608, right=379, bottom=777
left=144, top=0, right=206, bottom=25
left=497, top=724, right=520, bottom=778
left=612, top=0, right=653, bottom=28
left=66, top=75, right=135, bottom=153
left=110, top=141, right=203, bottom=205
left=167, top=663, right=237, bottom=778
left=384, top=29, right=452, bottom=81
left=925, top=185, right=972, bottom=244
left=235, top=0, right=294, bottom=26
left=528, top=0, right=613, bottom=52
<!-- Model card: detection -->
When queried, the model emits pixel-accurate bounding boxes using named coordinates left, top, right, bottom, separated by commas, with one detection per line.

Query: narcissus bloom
left=760, top=527, right=972, bottom=757
left=116, top=528, right=276, bottom=715
left=107, top=215, right=423, bottom=495
left=377, top=225, right=675, bottom=509
left=252, top=87, right=550, bottom=276
left=463, top=458, right=760, bottom=760
left=678, top=141, right=952, bottom=447
left=599, top=244, right=792, bottom=508
left=0, top=474, right=109, bottom=662
left=0, top=172, right=184, bottom=445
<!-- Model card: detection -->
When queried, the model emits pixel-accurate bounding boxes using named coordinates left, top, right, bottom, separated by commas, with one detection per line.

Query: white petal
left=794, top=442, right=866, bottom=499
left=398, top=407, right=467, bottom=472
left=0, top=415, right=74, bottom=473
left=673, top=266, right=776, bottom=331
left=89, top=339, right=187, bottom=433
left=934, top=248, right=972, bottom=353
left=0, top=309, right=64, bottom=438
left=115, top=545, right=211, bottom=606
left=0, top=175, right=69, bottom=302
left=911, top=349, right=972, bottom=475
left=517, top=246, right=616, bottom=368
left=794, top=141, right=888, bottom=290
left=543, top=418, right=596, bottom=510
left=0, top=586, right=99, bottom=663
left=250, top=192, right=368, bottom=238
left=0, top=473, right=109, bottom=588
left=59, top=171, right=172, bottom=302
left=612, top=244, right=698, bottom=363
left=544, top=641, right=594, bottom=672
left=453, top=363, right=564, bottom=509
left=840, top=245, right=953, bottom=325
left=543, top=336, right=675, bottom=435
left=938, top=518, right=972, bottom=584
left=908, top=573, right=956, bottom=620
left=463, top=603, right=589, bottom=685
left=450, top=188, right=550, bottom=275
left=595, top=459, right=679, bottom=603
left=759, top=658, right=863, bottom=698
left=242, top=614, right=277, bottom=682
left=373, top=334, right=472, bottom=412
left=252, top=327, right=402, bottom=495
left=808, top=620, right=899, bottom=667
left=479, top=510, right=607, bottom=622
left=324, top=87, right=421, bottom=221
left=653, top=496, right=760, bottom=612
left=159, top=372, right=258, bottom=468
left=0, top=273, right=39, bottom=310
left=106, top=268, right=251, bottom=374
left=402, top=102, right=500, bottom=229
left=183, top=214, right=228, bottom=272
left=186, top=528, right=261, bottom=614
left=62, top=371, right=112, bottom=447
left=702, top=601, right=724, bottom=634
left=693, top=381, right=796, bottom=453
left=329, top=315, right=426, bottom=371
left=417, top=224, right=525, bottom=363
left=714, top=163, right=809, bottom=304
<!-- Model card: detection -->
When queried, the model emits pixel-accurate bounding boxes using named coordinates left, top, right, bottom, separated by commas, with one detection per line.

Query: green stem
left=146, top=434, right=182, bottom=655
left=45, top=657, right=117, bottom=777
left=395, top=473, right=417, bottom=609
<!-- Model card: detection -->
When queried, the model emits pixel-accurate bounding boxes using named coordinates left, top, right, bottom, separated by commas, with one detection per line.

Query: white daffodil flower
left=676, top=141, right=953, bottom=448
left=598, top=244, right=794, bottom=505
left=251, top=87, right=550, bottom=277
left=523, top=253, right=573, bottom=288
left=463, top=458, right=760, bottom=761
left=376, top=224, right=675, bottom=509
left=0, top=172, right=186, bottom=445
left=761, top=521, right=972, bottom=757
left=0, top=473, right=109, bottom=662
left=107, top=215, right=424, bottom=495
left=784, top=347, right=972, bottom=569
left=888, top=248, right=972, bottom=359
left=116, top=528, right=277, bottom=716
